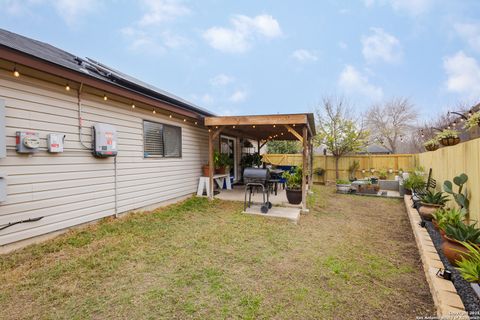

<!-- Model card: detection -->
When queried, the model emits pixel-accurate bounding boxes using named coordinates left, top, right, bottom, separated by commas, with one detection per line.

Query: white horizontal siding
left=0, top=70, right=209, bottom=246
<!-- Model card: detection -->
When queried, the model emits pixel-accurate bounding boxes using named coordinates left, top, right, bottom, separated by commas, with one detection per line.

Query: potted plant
left=283, top=167, right=303, bottom=204
left=455, top=241, right=480, bottom=299
left=336, top=179, right=351, bottom=194
left=432, top=208, right=466, bottom=239
left=214, top=151, right=233, bottom=174
left=443, top=221, right=480, bottom=265
left=424, top=139, right=439, bottom=152
left=202, top=163, right=210, bottom=177
left=418, top=190, right=449, bottom=221
left=357, top=181, right=380, bottom=194
left=403, top=173, right=425, bottom=195
left=378, top=169, right=387, bottom=180
left=464, top=111, right=480, bottom=130
left=313, top=167, right=325, bottom=185
left=436, top=129, right=460, bottom=146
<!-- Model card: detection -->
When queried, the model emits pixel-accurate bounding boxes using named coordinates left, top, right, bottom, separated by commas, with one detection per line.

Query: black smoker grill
left=243, top=168, right=272, bottom=213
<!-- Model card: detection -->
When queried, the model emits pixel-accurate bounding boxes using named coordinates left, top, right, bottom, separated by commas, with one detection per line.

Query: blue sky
left=2, top=0, right=480, bottom=119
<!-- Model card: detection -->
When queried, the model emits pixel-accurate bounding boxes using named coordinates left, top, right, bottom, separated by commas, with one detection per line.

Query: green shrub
left=336, top=179, right=350, bottom=185
left=419, top=190, right=449, bottom=205
left=445, top=221, right=480, bottom=244
left=455, top=241, right=480, bottom=282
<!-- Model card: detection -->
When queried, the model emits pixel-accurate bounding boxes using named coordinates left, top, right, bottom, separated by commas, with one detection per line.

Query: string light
left=215, top=126, right=218, bottom=129
left=208, top=129, right=211, bottom=132
left=273, top=124, right=276, bottom=128
left=103, top=94, right=108, bottom=101
left=252, top=125, right=256, bottom=128
left=281, top=132, right=284, bottom=136
left=152, top=109, right=156, bottom=114
left=292, top=124, right=296, bottom=127
left=195, top=121, right=198, bottom=125
left=65, top=84, right=70, bottom=91
left=169, top=114, right=172, bottom=118
left=232, top=125, right=236, bottom=129
left=183, top=119, right=187, bottom=122
left=13, top=67, right=20, bottom=77
left=131, top=103, right=136, bottom=109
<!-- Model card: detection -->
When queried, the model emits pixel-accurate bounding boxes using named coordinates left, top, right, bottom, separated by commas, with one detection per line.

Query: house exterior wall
left=0, top=69, right=209, bottom=247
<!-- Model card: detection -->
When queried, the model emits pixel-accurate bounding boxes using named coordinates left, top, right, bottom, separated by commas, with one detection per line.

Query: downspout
left=77, top=83, right=118, bottom=218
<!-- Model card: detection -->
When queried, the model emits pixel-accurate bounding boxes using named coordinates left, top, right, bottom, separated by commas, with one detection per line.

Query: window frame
left=143, top=120, right=182, bottom=159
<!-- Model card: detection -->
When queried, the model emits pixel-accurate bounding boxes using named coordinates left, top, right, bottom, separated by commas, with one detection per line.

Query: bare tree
left=315, top=97, right=369, bottom=179
left=365, top=97, right=418, bottom=154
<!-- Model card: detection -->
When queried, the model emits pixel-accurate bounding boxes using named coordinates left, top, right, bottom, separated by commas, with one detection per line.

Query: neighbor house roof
left=0, top=28, right=214, bottom=118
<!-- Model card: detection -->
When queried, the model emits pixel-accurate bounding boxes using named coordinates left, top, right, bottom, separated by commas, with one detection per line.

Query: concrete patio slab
left=243, top=205, right=301, bottom=224
left=214, top=185, right=302, bottom=208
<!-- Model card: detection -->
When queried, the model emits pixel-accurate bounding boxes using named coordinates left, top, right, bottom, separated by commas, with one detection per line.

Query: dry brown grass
left=0, top=185, right=434, bottom=319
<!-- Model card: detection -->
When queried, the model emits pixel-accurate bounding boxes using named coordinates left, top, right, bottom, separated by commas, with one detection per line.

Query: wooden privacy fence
left=262, top=153, right=418, bottom=182
left=418, top=138, right=480, bottom=223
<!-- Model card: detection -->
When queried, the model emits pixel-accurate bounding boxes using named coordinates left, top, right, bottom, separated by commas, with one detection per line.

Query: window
left=143, top=120, right=182, bottom=158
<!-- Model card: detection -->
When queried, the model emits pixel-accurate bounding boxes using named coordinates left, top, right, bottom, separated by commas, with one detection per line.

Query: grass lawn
left=0, top=185, right=434, bottom=319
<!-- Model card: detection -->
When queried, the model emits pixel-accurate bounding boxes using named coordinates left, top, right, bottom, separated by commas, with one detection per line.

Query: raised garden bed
left=424, top=220, right=480, bottom=314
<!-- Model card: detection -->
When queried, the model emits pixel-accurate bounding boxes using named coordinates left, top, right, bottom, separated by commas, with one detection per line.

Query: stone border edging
left=404, top=196, right=469, bottom=318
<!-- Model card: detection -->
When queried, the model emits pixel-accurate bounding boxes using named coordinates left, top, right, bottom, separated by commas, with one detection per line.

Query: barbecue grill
left=243, top=168, right=272, bottom=213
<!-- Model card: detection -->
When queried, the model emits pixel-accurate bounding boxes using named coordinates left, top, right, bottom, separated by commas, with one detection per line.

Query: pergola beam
left=283, top=125, right=303, bottom=143
left=205, top=114, right=308, bottom=127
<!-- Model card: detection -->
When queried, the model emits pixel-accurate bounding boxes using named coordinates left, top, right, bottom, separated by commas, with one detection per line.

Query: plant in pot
left=455, top=241, right=480, bottom=299
left=464, top=111, right=480, bottom=130
left=313, top=167, right=325, bottom=185
left=432, top=208, right=467, bottom=239
left=283, top=167, right=303, bottom=204
left=336, top=179, right=351, bottom=194
left=443, top=173, right=469, bottom=214
left=418, top=190, right=449, bottom=221
left=436, top=129, right=460, bottom=147
left=403, top=173, right=425, bottom=196
left=424, top=138, right=439, bottom=152
left=214, top=151, right=233, bottom=174
left=378, top=169, right=388, bottom=180
left=443, top=221, right=480, bottom=266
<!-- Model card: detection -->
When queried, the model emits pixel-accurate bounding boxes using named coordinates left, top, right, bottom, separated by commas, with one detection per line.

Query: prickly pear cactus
left=443, top=173, right=469, bottom=212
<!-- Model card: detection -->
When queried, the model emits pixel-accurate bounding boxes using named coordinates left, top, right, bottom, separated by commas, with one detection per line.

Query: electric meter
left=16, top=131, right=40, bottom=153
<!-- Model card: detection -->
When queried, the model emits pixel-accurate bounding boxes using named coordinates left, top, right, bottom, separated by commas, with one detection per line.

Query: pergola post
left=208, top=130, right=214, bottom=200
left=302, top=126, right=308, bottom=213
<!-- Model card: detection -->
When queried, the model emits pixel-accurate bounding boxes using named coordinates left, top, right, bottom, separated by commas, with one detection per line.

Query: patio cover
left=204, top=113, right=316, bottom=212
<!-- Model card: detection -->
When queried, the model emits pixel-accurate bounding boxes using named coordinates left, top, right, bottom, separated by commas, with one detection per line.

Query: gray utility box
left=0, top=172, right=6, bottom=202
left=92, top=123, right=117, bottom=157
left=16, top=131, right=40, bottom=153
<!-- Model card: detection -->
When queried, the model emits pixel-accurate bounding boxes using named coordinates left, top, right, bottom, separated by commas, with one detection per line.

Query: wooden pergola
left=204, top=113, right=316, bottom=212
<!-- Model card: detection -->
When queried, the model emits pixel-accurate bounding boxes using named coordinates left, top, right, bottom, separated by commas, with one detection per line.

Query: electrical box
left=92, top=123, right=117, bottom=157
left=47, top=133, right=65, bottom=153
left=16, top=131, right=40, bottom=153
left=0, top=172, right=6, bottom=202
left=0, top=99, right=5, bottom=159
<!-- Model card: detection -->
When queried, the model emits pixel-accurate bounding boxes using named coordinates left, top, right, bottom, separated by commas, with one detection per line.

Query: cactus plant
left=443, top=173, right=470, bottom=212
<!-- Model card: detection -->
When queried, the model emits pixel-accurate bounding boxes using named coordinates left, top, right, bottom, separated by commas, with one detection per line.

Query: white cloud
left=338, top=65, right=383, bottom=101
left=121, top=0, right=190, bottom=54
left=292, top=49, right=318, bottom=63
left=138, top=0, right=190, bottom=27
left=362, top=28, right=402, bottom=64
left=364, top=0, right=432, bottom=16
left=455, top=23, right=480, bottom=52
left=390, top=0, right=432, bottom=15
left=443, top=51, right=480, bottom=98
left=2, top=0, right=98, bottom=25
left=229, top=90, right=248, bottom=103
left=203, top=14, right=282, bottom=53
left=210, top=74, right=234, bottom=86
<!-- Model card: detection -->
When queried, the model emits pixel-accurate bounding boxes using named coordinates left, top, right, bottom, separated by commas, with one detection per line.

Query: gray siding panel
left=0, top=70, right=208, bottom=246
